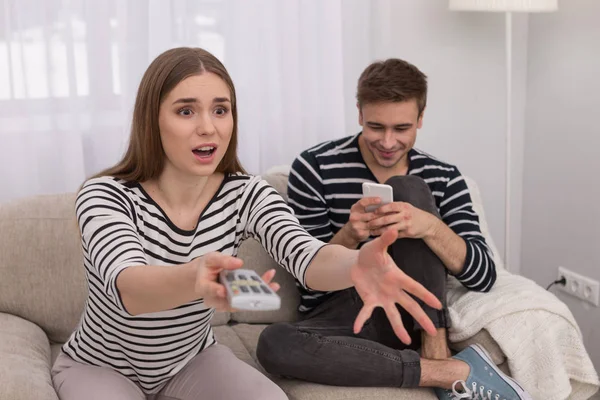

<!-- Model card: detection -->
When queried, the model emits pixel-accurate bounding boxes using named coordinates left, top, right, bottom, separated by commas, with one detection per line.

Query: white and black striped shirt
left=63, top=173, right=324, bottom=393
left=289, top=134, right=497, bottom=312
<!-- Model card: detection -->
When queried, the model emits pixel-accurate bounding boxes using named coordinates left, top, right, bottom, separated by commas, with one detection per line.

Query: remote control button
left=238, top=274, right=247, bottom=280
left=250, top=286, right=260, bottom=294
left=251, top=276, right=261, bottom=282
left=240, top=286, right=250, bottom=293
left=260, top=285, right=271, bottom=294
left=226, top=273, right=235, bottom=282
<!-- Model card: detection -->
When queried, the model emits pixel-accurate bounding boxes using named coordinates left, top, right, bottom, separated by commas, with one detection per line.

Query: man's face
left=358, top=99, right=423, bottom=169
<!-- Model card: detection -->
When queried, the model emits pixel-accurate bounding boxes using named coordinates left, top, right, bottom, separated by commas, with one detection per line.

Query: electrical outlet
left=557, top=266, right=600, bottom=307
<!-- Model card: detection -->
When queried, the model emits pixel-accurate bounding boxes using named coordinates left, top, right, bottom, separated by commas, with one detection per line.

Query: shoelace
left=448, top=380, right=506, bottom=400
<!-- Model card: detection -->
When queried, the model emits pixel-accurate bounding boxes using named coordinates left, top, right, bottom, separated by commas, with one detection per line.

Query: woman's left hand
left=350, top=229, right=443, bottom=345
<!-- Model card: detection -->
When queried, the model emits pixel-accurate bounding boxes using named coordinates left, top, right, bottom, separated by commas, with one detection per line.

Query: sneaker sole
left=471, top=344, right=533, bottom=400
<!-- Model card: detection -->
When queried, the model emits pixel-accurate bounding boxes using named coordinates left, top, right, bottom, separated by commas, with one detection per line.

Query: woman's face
left=158, top=72, right=234, bottom=178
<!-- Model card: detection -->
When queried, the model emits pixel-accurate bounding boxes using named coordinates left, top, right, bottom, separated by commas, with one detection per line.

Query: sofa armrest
left=0, top=312, right=58, bottom=400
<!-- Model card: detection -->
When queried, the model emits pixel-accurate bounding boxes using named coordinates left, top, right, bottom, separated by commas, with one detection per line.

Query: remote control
left=218, top=269, right=281, bottom=311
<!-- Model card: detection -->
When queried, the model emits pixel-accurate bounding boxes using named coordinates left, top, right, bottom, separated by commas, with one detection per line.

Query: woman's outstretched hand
left=351, top=229, right=443, bottom=345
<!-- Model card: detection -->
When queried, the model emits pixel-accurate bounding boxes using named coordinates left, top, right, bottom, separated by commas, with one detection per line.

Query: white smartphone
left=362, top=182, right=394, bottom=213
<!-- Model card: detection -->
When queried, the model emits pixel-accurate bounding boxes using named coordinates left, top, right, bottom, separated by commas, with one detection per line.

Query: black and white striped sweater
left=63, top=173, right=325, bottom=393
left=288, top=134, right=496, bottom=312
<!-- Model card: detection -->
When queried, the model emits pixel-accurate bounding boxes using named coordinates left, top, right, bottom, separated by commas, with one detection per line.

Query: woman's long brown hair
left=92, top=47, right=245, bottom=182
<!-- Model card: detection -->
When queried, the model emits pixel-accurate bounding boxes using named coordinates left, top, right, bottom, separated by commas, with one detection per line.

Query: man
left=256, top=59, right=530, bottom=399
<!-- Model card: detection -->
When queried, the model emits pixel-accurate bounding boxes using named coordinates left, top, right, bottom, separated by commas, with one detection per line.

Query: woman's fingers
left=367, top=228, right=398, bottom=253
left=396, top=290, right=437, bottom=337
left=203, top=252, right=244, bottom=270
left=383, top=304, right=411, bottom=345
left=199, top=280, right=227, bottom=299
left=353, top=303, right=376, bottom=334
left=260, top=269, right=280, bottom=292
left=268, top=282, right=281, bottom=293
left=261, top=269, right=276, bottom=284
left=399, top=275, right=443, bottom=310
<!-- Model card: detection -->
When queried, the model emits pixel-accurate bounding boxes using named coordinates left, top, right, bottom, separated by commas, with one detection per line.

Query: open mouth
left=192, top=145, right=216, bottom=158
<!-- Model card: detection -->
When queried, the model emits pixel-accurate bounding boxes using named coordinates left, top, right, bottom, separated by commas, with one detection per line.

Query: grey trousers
left=51, top=344, right=287, bottom=400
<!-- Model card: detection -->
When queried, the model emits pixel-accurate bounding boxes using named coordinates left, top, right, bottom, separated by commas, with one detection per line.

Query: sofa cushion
left=462, top=176, right=504, bottom=270
left=212, top=325, right=259, bottom=368
left=0, top=312, right=58, bottom=400
left=211, top=310, right=231, bottom=326
left=277, top=381, right=436, bottom=400
left=261, top=166, right=290, bottom=201
left=0, top=194, right=230, bottom=343
left=50, top=343, right=63, bottom=367
left=0, top=194, right=86, bottom=343
left=230, top=323, right=267, bottom=367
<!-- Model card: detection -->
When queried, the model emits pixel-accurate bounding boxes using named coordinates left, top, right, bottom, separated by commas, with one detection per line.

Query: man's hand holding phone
left=342, top=197, right=380, bottom=245
left=368, top=201, right=439, bottom=239
left=338, top=183, right=393, bottom=247
left=356, top=182, right=439, bottom=240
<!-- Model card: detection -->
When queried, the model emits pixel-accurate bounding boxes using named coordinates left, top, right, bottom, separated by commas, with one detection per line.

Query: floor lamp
left=448, top=0, right=558, bottom=271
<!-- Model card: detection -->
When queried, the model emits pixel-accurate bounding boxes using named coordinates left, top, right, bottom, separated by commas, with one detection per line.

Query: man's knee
left=256, top=323, right=298, bottom=374
left=384, top=175, right=439, bottom=216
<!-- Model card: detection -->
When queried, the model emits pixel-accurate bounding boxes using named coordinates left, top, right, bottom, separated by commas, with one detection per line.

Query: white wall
left=341, top=1, right=527, bottom=271
left=521, top=0, right=600, bottom=371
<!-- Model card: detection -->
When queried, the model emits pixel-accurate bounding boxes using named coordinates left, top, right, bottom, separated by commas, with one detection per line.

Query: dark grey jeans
left=256, top=175, right=450, bottom=388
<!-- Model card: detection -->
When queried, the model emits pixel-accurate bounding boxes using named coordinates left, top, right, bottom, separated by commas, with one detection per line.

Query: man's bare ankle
left=421, top=328, right=451, bottom=360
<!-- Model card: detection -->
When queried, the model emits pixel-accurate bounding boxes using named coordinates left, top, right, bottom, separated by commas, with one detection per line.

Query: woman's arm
left=303, top=244, right=356, bottom=291
left=117, top=253, right=251, bottom=315
left=117, top=262, right=197, bottom=315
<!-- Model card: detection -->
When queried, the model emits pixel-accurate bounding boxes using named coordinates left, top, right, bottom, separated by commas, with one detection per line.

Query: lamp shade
left=449, top=0, right=557, bottom=12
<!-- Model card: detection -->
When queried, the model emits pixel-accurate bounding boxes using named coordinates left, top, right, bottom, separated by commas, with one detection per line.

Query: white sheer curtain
left=0, top=0, right=352, bottom=202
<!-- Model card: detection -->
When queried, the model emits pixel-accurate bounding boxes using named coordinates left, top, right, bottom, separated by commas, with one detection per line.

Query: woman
left=51, top=47, right=442, bottom=400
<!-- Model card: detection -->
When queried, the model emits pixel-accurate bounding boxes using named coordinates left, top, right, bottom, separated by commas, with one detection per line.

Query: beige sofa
left=0, top=171, right=506, bottom=400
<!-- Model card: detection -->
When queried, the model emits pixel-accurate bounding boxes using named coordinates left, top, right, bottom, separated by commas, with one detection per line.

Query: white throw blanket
left=447, top=268, right=600, bottom=400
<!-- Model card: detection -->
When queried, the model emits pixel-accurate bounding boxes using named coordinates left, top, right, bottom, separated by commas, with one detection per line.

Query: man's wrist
left=423, top=214, right=443, bottom=240
left=341, top=224, right=360, bottom=249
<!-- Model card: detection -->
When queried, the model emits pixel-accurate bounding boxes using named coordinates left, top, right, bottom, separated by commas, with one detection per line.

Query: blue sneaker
left=434, top=344, right=531, bottom=400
